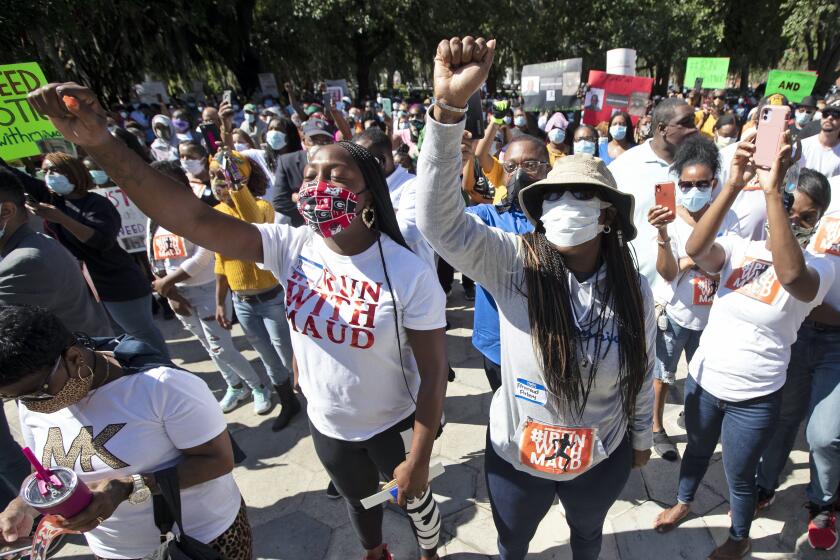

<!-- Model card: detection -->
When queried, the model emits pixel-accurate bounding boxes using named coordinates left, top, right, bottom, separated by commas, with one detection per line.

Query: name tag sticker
left=514, top=378, right=547, bottom=406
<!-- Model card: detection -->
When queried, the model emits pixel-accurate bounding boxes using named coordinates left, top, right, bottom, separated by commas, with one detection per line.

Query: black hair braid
left=337, top=141, right=411, bottom=252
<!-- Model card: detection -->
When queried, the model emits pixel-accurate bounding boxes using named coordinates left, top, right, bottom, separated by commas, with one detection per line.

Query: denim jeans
left=231, top=289, right=293, bottom=386
left=678, top=375, right=781, bottom=540
left=103, top=294, right=169, bottom=359
left=177, top=283, right=265, bottom=390
left=655, top=314, right=702, bottom=384
left=756, top=324, right=840, bottom=507
left=0, top=412, right=30, bottom=508
left=486, top=431, right=631, bottom=559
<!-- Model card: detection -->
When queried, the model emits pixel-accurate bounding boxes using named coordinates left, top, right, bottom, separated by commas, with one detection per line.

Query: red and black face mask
left=296, top=180, right=365, bottom=238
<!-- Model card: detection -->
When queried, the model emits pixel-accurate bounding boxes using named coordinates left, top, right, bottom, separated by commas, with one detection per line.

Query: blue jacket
left=464, top=204, right=533, bottom=364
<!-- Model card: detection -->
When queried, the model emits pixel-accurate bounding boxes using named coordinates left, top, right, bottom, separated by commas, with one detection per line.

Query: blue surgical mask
left=609, top=125, right=627, bottom=140
left=794, top=111, right=813, bottom=126
left=45, top=173, right=75, bottom=195
left=266, top=130, right=287, bottom=150
left=573, top=140, right=596, bottom=155
left=679, top=187, right=712, bottom=212
left=514, top=115, right=527, bottom=127
left=548, top=128, right=565, bottom=144
left=234, top=142, right=250, bottom=152
left=89, top=169, right=109, bottom=186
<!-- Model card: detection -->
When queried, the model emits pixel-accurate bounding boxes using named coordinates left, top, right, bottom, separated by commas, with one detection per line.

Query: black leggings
left=309, top=415, right=441, bottom=557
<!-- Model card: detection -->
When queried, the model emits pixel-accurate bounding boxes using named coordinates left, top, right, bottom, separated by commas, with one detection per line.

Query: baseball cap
left=302, top=118, right=332, bottom=138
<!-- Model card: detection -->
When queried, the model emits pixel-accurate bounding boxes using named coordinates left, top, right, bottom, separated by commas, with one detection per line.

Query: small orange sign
left=152, top=234, right=187, bottom=260
left=692, top=275, right=718, bottom=306
left=811, top=217, right=840, bottom=258
left=519, top=420, right=595, bottom=476
left=724, top=257, right=781, bottom=305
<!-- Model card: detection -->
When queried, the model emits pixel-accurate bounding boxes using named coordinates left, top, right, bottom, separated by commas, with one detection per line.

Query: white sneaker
left=253, top=385, right=273, bottom=415
left=219, top=385, right=251, bottom=413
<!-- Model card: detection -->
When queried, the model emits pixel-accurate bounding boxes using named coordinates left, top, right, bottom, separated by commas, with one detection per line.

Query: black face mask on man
left=498, top=168, right=535, bottom=212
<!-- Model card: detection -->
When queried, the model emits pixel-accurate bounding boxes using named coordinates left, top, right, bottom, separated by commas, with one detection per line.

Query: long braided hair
left=336, top=141, right=411, bottom=252
left=520, top=225, right=648, bottom=422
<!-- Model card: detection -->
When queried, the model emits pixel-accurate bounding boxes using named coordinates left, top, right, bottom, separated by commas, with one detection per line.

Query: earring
left=362, top=207, right=375, bottom=229
left=76, top=361, right=94, bottom=380
left=603, top=225, right=611, bottom=234
left=617, top=229, right=624, bottom=247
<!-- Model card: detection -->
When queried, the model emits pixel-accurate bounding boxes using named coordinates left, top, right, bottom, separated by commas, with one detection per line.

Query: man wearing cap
left=240, top=103, right=267, bottom=144
left=790, top=95, right=819, bottom=140
left=609, top=98, right=698, bottom=288
left=799, top=96, right=840, bottom=179
left=272, top=118, right=334, bottom=226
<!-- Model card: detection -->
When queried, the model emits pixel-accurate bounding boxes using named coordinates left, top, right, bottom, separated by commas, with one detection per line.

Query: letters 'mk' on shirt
left=19, top=368, right=240, bottom=559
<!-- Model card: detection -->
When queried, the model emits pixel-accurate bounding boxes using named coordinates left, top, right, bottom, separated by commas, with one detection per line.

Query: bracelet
left=435, top=99, right=468, bottom=114
left=657, top=238, right=671, bottom=246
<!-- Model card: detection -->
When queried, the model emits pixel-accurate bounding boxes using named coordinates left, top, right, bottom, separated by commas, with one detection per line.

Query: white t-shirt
left=19, top=368, right=240, bottom=560
left=800, top=134, right=840, bottom=179
left=147, top=222, right=215, bottom=287
left=807, top=210, right=840, bottom=311
left=660, top=211, right=741, bottom=331
left=387, top=166, right=415, bottom=209
left=256, top=225, right=447, bottom=441
left=827, top=175, right=840, bottom=214
left=689, top=236, right=834, bottom=401
left=394, top=178, right=436, bottom=270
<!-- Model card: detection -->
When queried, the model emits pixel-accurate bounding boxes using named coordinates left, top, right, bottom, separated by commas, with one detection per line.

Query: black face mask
left=497, top=168, right=535, bottom=212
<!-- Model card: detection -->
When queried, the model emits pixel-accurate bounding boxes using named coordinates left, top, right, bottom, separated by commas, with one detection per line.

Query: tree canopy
left=1, top=0, right=837, bottom=103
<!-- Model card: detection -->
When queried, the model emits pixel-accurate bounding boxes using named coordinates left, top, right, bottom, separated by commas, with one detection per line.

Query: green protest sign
left=684, top=57, right=730, bottom=89
left=0, top=62, right=61, bottom=161
left=765, top=70, right=817, bottom=103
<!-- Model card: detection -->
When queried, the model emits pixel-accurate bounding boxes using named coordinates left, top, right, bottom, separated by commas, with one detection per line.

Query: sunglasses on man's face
left=822, top=109, right=840, bottom=120
left=678, top=180, right=713, bottom=192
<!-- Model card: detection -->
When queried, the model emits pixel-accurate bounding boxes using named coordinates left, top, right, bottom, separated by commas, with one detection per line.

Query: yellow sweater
left=214, top=188, right=279, bottom=293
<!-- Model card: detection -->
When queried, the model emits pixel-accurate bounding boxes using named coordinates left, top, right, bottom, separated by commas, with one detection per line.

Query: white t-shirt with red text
left=689, top=235, right=834, bottom=401
left=808, top=210, right=840, bottom=311
left=256, top=224, right=446, bottom=441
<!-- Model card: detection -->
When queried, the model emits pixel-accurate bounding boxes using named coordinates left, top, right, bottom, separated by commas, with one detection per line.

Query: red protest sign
left=582, top=70, right=653, bottom=126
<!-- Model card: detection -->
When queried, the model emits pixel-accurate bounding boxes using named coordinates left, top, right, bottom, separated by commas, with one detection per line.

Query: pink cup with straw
left=19, top=448, right=92, bottom=518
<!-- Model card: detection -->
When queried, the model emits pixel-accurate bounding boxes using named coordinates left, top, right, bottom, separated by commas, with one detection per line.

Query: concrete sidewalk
left=4, top=291, right=825, bottom=559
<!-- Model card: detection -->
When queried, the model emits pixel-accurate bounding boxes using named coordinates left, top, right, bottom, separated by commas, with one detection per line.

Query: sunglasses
left=822, top=109, right=840, bottom=120
left=678, top=180, right=713, bottom=192
left=544, top=189, right=598, bottom=202
left=502, top=160, right=549, bottom=174
left=1, top=356, right=62, bottom=402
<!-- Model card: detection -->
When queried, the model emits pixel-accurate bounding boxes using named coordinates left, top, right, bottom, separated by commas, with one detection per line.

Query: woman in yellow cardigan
left=212, top=151, right=300, bottom=431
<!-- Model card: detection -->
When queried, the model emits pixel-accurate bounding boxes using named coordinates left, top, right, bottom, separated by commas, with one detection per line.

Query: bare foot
left=654, top=503, right=690, bottom=533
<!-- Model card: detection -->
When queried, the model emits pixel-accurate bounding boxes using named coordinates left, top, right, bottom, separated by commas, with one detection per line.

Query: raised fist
left=433, top=36, right=496, bottom=111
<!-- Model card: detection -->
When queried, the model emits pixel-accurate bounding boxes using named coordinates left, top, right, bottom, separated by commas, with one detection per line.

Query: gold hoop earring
left=362, top=207, right=375, bottom=229
left=76, top=362, right=94, bottom=380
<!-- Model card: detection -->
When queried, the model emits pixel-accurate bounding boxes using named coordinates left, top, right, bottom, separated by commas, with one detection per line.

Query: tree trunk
left=739, top=63, right=750, bottom=92
left=355, top=42, right=373, bottom=103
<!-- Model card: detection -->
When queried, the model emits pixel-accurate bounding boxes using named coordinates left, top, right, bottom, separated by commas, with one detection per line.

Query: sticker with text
left=514, top=378, right=547, bottom=406
left=519, top=420, right=596, bottom=476
left=724, top=257, right=781, bottom=305
left=152, top=233, right=187, bottom=260
left=691, top=274, right=718, bottom=306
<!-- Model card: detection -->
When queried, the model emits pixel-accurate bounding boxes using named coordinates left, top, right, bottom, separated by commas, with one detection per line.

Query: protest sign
left=0, top=62, right=62, bottom=161
left=583, top=70, right=653, bottom=126
left=521, top=58, right=582, bottom=112
left=765, top=70, right=817, bottom=103
left=95, top=187, right=148, bottom=253
left=258, top=73, right=280, bottom=97
left=134, top=81, right=169, bottom=104
left=684, top=57, right=729, bottom=89
left=326, top=79, right=350, bottom=100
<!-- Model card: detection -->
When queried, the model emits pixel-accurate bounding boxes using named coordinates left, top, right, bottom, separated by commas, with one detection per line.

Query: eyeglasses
left=1, top=356, right=62, bottom=402
left=678, top=180, right=713, bottom=192
left=822, top=109, right=840, bottom=120
left=502, top=160, right=549, bottom=174
left=544, top=189, right=598, bottom=202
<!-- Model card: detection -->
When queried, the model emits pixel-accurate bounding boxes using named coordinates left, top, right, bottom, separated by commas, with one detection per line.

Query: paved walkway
left=4, top=290, right=827, bottom=559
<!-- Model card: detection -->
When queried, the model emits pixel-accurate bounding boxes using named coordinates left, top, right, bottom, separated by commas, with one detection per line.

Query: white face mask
left=234, top=142, right=249, bottom=152
left=181, top=158, right=205, bottom=176
left=715, top=135, right=736, bottom=149
left=573, top=140, right=596, bottom=155
left=307, top=145, right=320, bottom=159
left=541, top=192, right=611, bottom=247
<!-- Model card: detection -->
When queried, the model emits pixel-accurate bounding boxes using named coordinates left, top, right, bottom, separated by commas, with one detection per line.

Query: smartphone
left=754, top=105, right=791, bottom=169
left=199, top=122, right=222, bottom=154
left=465, top=91, right=486, bottom=140
left=1, top=536, right=32, bottom=559
left=322, top=92, right=332, bottom=108
left=654, top=181, right=676, bottom=215
left=693, top=77, right=703, bottom=92
left=222, top=90, right=232, bottom=107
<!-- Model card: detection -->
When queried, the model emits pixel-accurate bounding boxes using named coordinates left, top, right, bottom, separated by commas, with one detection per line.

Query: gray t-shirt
left=415, top=117, right=655, bottom=481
